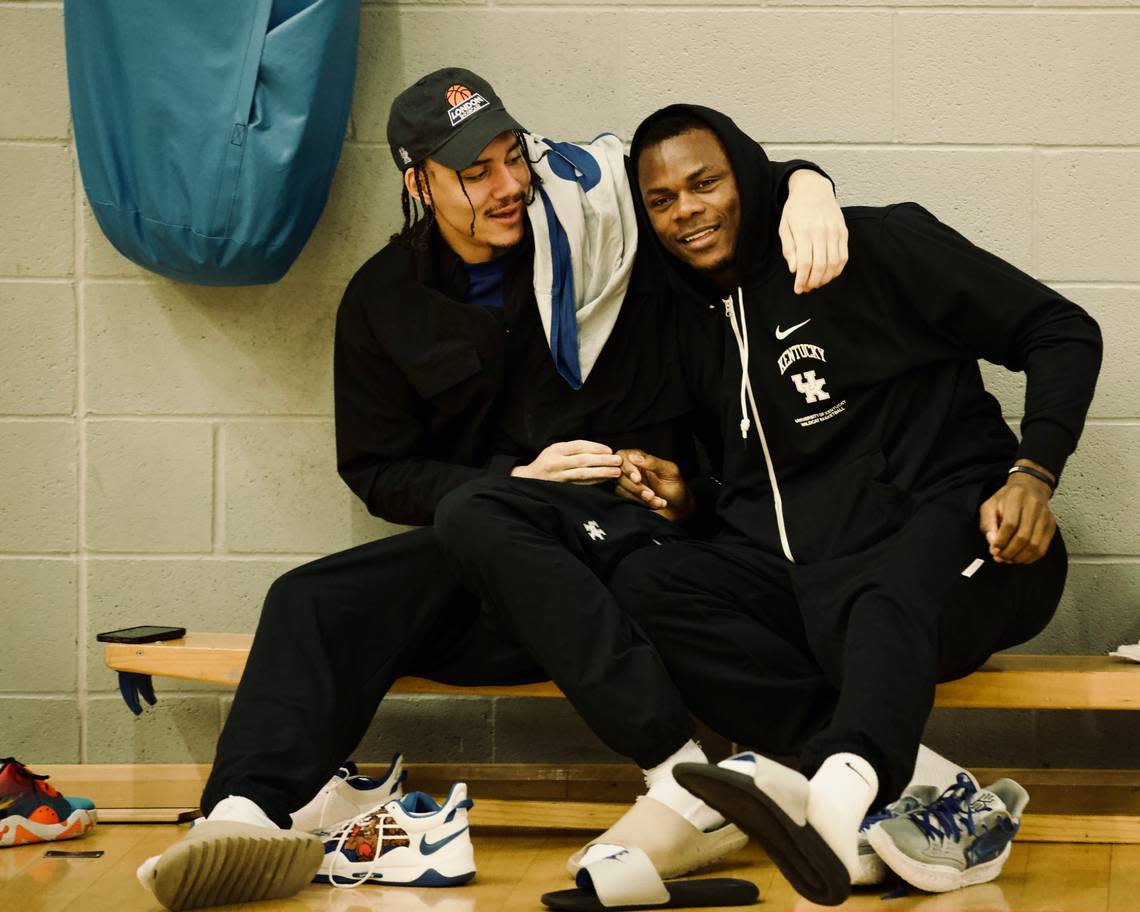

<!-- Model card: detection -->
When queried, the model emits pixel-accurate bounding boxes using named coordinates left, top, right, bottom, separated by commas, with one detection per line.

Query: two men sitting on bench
left=135, top=75, right=1100, bottom=911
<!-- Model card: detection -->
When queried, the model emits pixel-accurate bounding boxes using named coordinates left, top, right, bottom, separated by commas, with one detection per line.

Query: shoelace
left=907, top=773, right=979, bottom=845
left=325, top=802, right=407, bottom=890
left=859, top=805, right=899, bottom=833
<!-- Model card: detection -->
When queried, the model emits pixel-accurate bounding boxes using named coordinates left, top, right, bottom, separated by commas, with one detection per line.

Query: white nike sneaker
left=314, top=783, right=475, bottom=888
left=291, top=754, right=406, bottom=832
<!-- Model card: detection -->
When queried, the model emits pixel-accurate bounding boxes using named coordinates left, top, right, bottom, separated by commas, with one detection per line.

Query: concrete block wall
left=1, top=1, right=1137, bottom=771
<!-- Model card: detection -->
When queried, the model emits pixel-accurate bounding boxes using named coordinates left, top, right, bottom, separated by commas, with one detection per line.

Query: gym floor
left=1, top=825, right=1136, bottom=912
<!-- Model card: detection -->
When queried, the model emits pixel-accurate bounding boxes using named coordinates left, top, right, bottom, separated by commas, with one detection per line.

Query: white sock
left=807, top=753, right=879, bottom=880
left=206, top=795, right=279, bottom=829
left=906, top=744, right=979, bottom=794
left=642, top=740, right=725, bottom=832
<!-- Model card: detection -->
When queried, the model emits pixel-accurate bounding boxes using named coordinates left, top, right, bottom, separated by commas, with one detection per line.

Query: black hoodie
left=630, top=105, right=1103, bottom=564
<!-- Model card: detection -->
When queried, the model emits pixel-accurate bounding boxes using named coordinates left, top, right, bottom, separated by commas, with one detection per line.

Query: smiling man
left=604, top=105, right=1103, bottom=904
left=134, top=73, right=850, bottom=911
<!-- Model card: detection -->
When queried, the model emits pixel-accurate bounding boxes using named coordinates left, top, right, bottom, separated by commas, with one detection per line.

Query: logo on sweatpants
left=582, top=520, right=606, bottom=541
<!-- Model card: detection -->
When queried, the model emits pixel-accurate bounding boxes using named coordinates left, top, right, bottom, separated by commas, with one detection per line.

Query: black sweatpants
left=203, top=483, right=695, bottom=826
left=433, top=475, right=697, bottom=766
left=608, top=485, right=1068, bottom=805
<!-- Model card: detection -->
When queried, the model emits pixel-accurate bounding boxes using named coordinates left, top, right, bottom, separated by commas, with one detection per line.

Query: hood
left=628, top=104, right=781, bottom=297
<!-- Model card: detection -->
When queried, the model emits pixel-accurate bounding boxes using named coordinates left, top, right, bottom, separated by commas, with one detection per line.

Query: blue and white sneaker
left=853, top=784, right=941, bottom=886
left=291, top=754, right=406, bottom=833
left=314, top=783, right=475, bottom=888
left=866, top=773, right=1028, bottom=893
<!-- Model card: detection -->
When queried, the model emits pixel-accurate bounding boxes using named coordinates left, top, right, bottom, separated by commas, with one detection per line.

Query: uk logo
left=583, top=520, right=606, bottom=541
left=791, top=371, right=830, bottom=404
left=398, top=146, right=412, bottom=165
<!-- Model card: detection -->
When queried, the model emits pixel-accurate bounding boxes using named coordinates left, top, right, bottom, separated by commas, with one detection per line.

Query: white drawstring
left=724, top=290, right=751, bottom=438
left=722, top=286, right=796, bottom=564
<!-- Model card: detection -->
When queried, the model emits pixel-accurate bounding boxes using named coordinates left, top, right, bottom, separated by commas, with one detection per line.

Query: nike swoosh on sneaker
left=420, top=826, right=468, bottom=855
left=775, top=319, right=811, bottom=340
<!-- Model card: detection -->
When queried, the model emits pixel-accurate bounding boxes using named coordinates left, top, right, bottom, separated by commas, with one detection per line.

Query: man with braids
left=135, top=69, right=848, bottom=911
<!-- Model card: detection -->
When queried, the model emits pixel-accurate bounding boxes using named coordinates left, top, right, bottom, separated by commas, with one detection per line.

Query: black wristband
left=1008, top=464, right=1056, bottom=491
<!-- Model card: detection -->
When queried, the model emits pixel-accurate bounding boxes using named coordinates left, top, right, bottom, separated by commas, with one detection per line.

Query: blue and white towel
left=525, top=133, right=638, bottom=389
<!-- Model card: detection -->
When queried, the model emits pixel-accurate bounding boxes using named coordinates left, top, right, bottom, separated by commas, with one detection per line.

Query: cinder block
left=85, top=557, right=301, bottom=693
left=772, top=0, right=1039, bottom=5
left=897, top=13, right=1140, bottom=145
left=0, top=282, right=76, bottom=414
left=1049, top=425, right=1140, bottom=556
left=922, top=708, right=1037, bottom=769
left=619, top=11, right=892, bottom=143
left=224, top=421, right=353, bottom=553
left=769, top=146, right=1034, bottom=272
left=353, top=8, right=623, bottom=144
left=355, top=695, right=493, bottom=763
left=85, top=281, right=339, bottom=415
left=86, top=694, right=221, bottom=763
left=774, top=0, right=1137, bottom=5
left=86, top=421, right=213, bottom=553
left=284, top=145, right=404, bottom=287
left=0, top=8, right=69, bottom=140
left=980, top=285, right=1134, bottom=421
left=1036, top=150, right=1140, bottom=283
left=1034, top=710, right=1140, bottom=769
left=0, top=698, right=79, bottom=763
left=0, top=560, right=76, bottom=691
left=0, top=144, right=73, bottom=277
left=1011, top=561, right=1140, bottom=656
left=494, top=698, right=623, bottom=763
left=0, top=421, right=77, bottom=552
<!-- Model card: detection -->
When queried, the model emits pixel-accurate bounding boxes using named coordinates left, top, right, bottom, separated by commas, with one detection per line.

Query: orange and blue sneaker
left=0, top=757, right=96, bottom=847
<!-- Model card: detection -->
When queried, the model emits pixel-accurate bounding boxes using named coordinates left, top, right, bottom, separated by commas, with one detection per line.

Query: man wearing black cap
left=135, top=69, right=849, bottom=911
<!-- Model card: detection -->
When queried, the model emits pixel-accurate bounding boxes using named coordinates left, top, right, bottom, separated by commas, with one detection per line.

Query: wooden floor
left=2, top=823, right=1138, bottom=912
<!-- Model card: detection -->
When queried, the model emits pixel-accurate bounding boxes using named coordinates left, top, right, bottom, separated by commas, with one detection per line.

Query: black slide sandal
left=542, top=878, right=758, bottom=911
left=541, top=844, right=758, bottom=911
left=674, top=762, right=851, bottom=907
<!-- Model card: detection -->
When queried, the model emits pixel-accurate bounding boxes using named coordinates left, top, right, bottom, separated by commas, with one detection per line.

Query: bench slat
left=103, top=634, right=1140, bottom=710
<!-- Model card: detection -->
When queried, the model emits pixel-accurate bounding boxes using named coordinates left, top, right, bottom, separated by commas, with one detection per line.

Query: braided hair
left=391, top=129, right=542, bottom=250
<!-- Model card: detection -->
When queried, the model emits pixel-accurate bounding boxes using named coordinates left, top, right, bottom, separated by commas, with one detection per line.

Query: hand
left=978, top=460, right=1058, bottom=564
left=510, top=440, right=623, bottom=485
left=615, top=449, right=695, bottom=524
left=780, top=169, right=849, bottom=295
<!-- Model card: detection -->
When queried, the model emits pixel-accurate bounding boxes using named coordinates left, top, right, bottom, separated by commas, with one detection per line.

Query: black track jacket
left=629, top=105, right=1103, bottom=564
left=334, top=157, right=824, bottom=526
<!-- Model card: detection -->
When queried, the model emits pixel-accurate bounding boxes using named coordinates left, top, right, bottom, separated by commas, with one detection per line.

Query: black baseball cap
left=387, top=67, right=525, bottom=173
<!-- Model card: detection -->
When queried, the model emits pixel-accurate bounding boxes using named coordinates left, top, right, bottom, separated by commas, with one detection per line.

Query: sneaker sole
left=316, top=837, right=476, bottom=887
left=0, top=808, right=95, bottom=846
left=865, top=825, right=1012, bottom=893
left=153, top=826, right=323, bottom=911
left=674, top=763, right=850, bottom=907
left=314, top=867, right=475, bottom=887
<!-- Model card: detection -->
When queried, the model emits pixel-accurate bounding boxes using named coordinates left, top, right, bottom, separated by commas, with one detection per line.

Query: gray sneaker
left=853, top=784, right=941, bottom=886
left=866, top=773, right=1028, bottom=893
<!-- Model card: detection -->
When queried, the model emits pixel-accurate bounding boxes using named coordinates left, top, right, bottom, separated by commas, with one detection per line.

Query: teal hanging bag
left=65, top=0, right=359, bottom=285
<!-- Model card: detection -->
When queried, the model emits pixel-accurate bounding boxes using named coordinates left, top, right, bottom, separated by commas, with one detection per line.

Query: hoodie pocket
left=783, top=448, right=910, bottom=562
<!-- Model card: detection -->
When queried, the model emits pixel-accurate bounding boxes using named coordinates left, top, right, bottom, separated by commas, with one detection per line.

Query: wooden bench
left=103, top=633, right=1140, bottom=842
left=104, top=632, right=1140, bottom=708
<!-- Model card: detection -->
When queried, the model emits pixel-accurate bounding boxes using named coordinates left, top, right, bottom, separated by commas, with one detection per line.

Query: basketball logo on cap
left=446, top=85, right=473, bottom=107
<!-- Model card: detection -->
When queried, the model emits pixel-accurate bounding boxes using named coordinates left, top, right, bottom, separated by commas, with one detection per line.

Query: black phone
left=96, top=625, right=186, bottom=644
